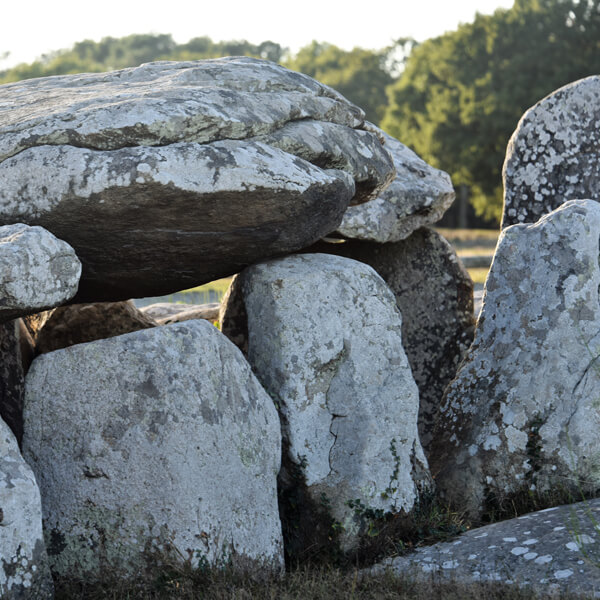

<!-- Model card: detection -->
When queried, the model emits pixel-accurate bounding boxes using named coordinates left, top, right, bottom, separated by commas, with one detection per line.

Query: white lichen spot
left=511, top=547, right=528, bottom=556
left=554, top=569, right=573, bottom=579
left=524, top=552, right=538, bottom=560
left=503, top=537, right=518, bottom=543
left=534, top=555, right=553, bottom=565
left=522, top=538, right=538, bottom=545
left=442, top=560, right=459, bottom=569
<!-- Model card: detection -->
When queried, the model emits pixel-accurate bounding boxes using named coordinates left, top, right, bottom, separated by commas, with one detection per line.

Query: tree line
left=3, top=0, right=600, bottom=225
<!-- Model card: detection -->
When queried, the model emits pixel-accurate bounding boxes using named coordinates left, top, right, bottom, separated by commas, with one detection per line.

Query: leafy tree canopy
left=283, top=41, right=397, bottom=124
left=0, top=34, right=287, bottom=83
left=382, top=0, right=600, bottom=222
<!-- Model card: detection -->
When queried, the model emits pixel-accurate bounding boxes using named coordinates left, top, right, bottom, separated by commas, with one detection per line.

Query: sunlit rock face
left=430, top=200, right=600, bottom=519
left=336, top=128, right=455, bottom=242
left=503, top=76, right=600, bottom=228
left=369, top=499, right=600, bottom=598
left=0, top=223, right=81, bottom=323
left=22, top=320, right=284, bottom=578
left=0, top=57, right=395, bottom=303
left=221, top=253, right=431, bottom=552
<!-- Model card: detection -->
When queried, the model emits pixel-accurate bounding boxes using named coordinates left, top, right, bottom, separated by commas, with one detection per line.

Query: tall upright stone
left=431, top=200, right=600, bottom=519
left=23, top=321, right=284, bottom=578
left=503, top=76, right=600, bottom=228
left=221, top=254, right=431, bottom=552
left=0, top=417, right=53, bottom=599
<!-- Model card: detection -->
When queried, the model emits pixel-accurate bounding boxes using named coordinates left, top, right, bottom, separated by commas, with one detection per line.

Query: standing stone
left=503, top=76, right=600, bottom=228
left=23, top=321, right=283, bottom=578
left=0, top=223, right=81, bottom=322
left=335, top=129, right=455, bottom=242
left=0, top=417, right=53, bottom=599
left=431, top=200, right=600, bottom=519
left=305, top=229, right=475, bottom=451
left=221, top=254, right=431, bottom=551
left=0, top=58, right=395, bottom=302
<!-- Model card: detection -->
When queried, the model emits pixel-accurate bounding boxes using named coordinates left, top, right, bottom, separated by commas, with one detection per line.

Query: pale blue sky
left=2, top=0, right=514, bottom=68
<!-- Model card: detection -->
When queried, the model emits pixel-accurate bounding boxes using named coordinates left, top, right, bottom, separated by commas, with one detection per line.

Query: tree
left=0, top=35, right=287, bottom=84
left=382, top=0, right=600, bottom=223
left=284, top=41, right=396, bottom=124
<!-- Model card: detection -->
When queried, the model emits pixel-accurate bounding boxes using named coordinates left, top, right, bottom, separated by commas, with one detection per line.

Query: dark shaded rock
left=34, top=301, right=157, bottom=354
left=0, top=321, right=26, bottom=446
left=369, top=499, right=600, bottom=599
left=304, top=228, right=475, bottom=452
left=503, top=76, right=600, bottom=228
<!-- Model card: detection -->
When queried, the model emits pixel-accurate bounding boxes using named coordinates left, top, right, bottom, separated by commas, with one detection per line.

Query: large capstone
left=0, top=58, right=395, bottom=302
left=503, top=76, right=600, bottom=228
left=221, top=253, right=431, bottom=551
left=22, top=320, right=283, bottom=578
left=0, top=417, right=53, bottom=599
left=335, top=128, right=455, bottom=242
left=0, top=223, right=81, bottom=322
left=304, top=228, right=475, bottom=452
left=430, top=200, right=600, bottom=519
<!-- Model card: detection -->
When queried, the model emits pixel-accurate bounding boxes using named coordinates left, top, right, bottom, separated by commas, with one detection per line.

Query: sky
left=1, top=0, right=514, bottom=68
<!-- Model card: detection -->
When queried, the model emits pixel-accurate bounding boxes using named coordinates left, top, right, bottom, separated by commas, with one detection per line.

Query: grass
left=181, top=277, right=233, bottom=297
left=54, top=565, right=588, bottom=600
left=436, top=227, right=499, bottom=246
left=468, top=267, right=490, bottom=286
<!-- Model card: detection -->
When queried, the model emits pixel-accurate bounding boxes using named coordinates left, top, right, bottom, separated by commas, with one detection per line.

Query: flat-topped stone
left=0, top=58, right=395, bottom=302
left=370, top=500, right=600, bottom=598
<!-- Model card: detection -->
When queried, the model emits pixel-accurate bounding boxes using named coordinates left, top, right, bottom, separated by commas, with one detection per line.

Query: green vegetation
left=383, top=0, right=600, bottom=222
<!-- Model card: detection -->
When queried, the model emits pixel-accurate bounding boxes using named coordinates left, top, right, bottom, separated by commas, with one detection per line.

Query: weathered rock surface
left=370, top=500, right=600, bottom=598
left=221, top=254, right=431, bottom=550
left=33, top=300, right=156, bottom=354
left=0, top=417, right=53, bottom=599
left=503, top=76, right=600, bottom=228
left=22, top=320, right=283, bottom=577
left=336, top=129, right=455, bottom=242
left=0, top=223, right=81, bottom=322
left=430, top=200, right=600, bottom=518
left=141, top=302, right=220, bottom=325
left=305, top=229, right=475, bottom=451
left=0, top=58, right=395, bottom=302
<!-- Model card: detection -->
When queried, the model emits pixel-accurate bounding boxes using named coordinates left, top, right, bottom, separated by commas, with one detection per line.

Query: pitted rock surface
left=370, top=500, right=600, bottom=598
left=0, top=223, right=81, bottom=322
left=336, top=129, right=455, bottom=242
left=0, top=418, right=53, bottom=599
left=0, top=58, right=395, bottom=302
left=221, top=253, right=431, bottom=549
left=305, top=229, right=475, bottom=452
left=503, top=76, right=600, bottom=228
left=22, top=320, right=283, bottom=578
left=430, top=200, right=600, bottom=518
left=33, top=300, right=157, bottom=354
